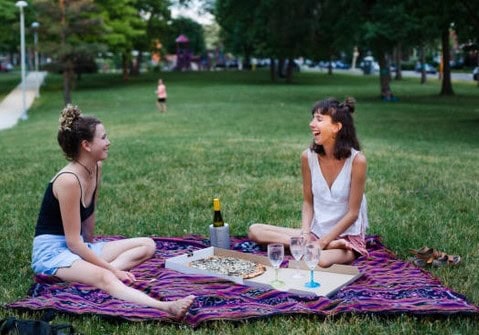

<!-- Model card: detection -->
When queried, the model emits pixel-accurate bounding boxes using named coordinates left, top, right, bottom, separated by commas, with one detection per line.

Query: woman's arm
left=301, top=150, right=314, bottom=235
left=319, top=153, right=367, bottom=248
left=54, top=173, right=128, bottom=278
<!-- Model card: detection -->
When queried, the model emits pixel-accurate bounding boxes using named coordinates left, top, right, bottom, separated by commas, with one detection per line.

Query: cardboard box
left=165, top=247, right=362, bottom=297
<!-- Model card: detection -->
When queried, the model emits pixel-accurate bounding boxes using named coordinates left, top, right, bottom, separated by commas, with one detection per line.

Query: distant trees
left=3, top=0, right=478, bottom=101
left=25, top=0, right=179, bottom=103
left=215, top=0, right=320, bottom=83
left=33, top=0, right=105, bottom=104
left=0, top=0, right=23, bottom=54
left=215, top=0, right=479, bottom=97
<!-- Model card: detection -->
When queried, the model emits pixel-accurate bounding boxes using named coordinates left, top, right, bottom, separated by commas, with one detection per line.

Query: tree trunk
left=419, top=46, right=426, bottom=84
left=278, top=58, right=285, bottom=78
left=328, top=54, right=334, bottom=75
left=122, top=51, right=130, bottom=81
left=270, top=58, right=276, bottom=81
left=63, top=59, right=74, bottom=104
left=377, top=51, right=394, bottom=101
left=440, top=28, right=454, bottom=95
left=131, top=51, right=142, bottom=76
left=286, top=58, right=294, bottom=83
left=394, top=44, right=402, bottom=80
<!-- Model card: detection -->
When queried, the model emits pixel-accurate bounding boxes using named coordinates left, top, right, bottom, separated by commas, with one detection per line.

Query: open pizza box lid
left=165, top=247, right=362, bottom=297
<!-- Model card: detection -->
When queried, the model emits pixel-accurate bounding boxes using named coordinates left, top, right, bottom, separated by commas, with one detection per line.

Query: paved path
left=0, top=71, right=47, bottom=131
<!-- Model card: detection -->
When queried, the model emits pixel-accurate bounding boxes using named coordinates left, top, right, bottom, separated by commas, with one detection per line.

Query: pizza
left=189, top=256, right=266, bottom=279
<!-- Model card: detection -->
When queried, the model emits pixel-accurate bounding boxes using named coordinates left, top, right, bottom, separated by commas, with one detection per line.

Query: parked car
left=473, top=67, right=479, bottom=81
left=360, top=56, right=379, bottom=74
left=0, top=61, right=13, bottom=72
left=415, top=63, right=437, bottom=74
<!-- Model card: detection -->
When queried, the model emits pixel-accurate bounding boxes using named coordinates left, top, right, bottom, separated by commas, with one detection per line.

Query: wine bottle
left=213, top=198, right=224, bottom=227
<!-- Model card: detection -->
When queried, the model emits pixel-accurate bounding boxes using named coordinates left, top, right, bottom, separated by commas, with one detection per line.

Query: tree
left=0, top=0, right=21, bottom=53
left=34, top=0, right=105, bottom=104
left=1, top=0, right=38, bottom=64
left=342, top=0, right=419, bottom=100
left=216, top=0, right=320, bottom=83
left=131, top=0, right=171, bottom=75
left=96, top=0, right=145, bottom=81
left=215, top=0, right=258, bottom=69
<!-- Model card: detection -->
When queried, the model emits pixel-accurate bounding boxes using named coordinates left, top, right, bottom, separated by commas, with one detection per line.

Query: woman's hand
left=113, top=269, right=136, bottom=282
left=317, top=238, right=330, bottom=250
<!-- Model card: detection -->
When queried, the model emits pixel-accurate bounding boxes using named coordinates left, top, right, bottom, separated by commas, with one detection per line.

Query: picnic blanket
left=7, top=235, right=479, bottom=327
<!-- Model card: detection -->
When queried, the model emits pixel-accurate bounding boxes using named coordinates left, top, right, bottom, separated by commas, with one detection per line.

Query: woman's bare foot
left=161, top=295, right=196, bottom=319
left=326, top=239, right=352, bottom=250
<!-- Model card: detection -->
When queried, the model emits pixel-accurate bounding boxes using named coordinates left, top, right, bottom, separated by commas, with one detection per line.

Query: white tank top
left=308, top=148, right=368, bottom=237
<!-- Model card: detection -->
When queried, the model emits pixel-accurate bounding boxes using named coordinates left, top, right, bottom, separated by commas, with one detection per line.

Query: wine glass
left=303, top=243, right=321, bottom=288
left=267, top=243, right=285, bottom=288
left=290, top=236, right=305, bottom=278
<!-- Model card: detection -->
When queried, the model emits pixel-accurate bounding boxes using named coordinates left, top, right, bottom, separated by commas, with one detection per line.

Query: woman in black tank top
left=32, top=105, right=194, bottom=319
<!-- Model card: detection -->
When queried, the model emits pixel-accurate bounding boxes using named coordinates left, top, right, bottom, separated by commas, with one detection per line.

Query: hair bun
left=59, top=104, right=82, bottom=131
left=343, top=97, right=356, bottom=114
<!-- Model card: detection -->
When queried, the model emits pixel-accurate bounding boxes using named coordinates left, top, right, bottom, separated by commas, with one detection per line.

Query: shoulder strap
left=51, top=171, right=83, bottom=201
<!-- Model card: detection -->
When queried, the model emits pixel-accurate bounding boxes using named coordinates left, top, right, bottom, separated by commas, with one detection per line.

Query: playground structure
left=175, top=34, right=192, bottom=71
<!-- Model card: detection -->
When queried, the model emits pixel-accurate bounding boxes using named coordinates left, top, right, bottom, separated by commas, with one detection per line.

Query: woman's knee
left=248, top=223, right=264, bottom=241
left=92, top=268, right=119, bottom=291
left=318, top=258, right=333, bottom=268
left=138, top=237, right=156, bottom=259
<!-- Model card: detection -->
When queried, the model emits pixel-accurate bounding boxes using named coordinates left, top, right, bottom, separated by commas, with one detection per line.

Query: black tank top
left=34, top=171, right=97, bottom=237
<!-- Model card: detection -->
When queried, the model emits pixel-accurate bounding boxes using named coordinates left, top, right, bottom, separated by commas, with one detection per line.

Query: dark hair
left=57, top=104, right=101, bottom=160
left=310, top=97, right=360, bottom=159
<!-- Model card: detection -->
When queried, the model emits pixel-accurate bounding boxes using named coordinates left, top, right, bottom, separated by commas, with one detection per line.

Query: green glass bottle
left=213, top=198, right=224, bottom=227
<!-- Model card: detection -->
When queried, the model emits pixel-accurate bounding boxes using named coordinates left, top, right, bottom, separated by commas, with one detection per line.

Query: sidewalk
left=0, top=71, right=47, bottom=131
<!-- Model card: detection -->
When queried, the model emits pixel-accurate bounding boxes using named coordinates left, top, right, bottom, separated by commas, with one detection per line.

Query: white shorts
left=32, top=234, right=105, bottom=275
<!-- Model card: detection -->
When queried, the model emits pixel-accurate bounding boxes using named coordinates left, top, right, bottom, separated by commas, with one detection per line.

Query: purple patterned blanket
left=7, top=235, right=479, bottom=327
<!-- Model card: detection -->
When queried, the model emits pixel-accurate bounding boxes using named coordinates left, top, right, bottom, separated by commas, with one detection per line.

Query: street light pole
left=32, top=21, right=40, bottom=97
left=32, top=22, right=39, bottom=72
left=16, top=1, right=28, bottom=120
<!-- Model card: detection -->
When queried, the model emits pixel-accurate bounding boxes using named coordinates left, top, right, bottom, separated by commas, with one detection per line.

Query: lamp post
left=16, top=1, right=28, bottom=120
left=32, top=22, right=39, bottom=72
left=32, top=21, right=40, bottom=97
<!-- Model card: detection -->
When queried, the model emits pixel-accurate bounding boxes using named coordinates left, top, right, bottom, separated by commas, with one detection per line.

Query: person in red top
left=156, top=79, right=167, bottom=113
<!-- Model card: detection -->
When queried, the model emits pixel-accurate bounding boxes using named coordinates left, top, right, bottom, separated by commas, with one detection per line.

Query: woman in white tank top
left=249, top=97, right=368, bottom=267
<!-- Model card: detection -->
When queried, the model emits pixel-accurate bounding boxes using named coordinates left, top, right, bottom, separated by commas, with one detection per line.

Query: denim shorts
left=32, top=234, right=106, bottom=275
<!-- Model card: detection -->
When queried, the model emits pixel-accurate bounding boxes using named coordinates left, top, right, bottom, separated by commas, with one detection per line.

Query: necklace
left=75, top=160, right=93, bottom=176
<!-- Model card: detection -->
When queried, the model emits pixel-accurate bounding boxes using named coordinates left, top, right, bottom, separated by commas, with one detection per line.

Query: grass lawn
left=0, top=70, right=478, bottom=334
left=0, top=71, right=20, bottom=100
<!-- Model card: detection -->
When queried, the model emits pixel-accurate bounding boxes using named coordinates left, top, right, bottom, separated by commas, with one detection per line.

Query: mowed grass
left=0, top=70, right=478, bottom=334
left=0, top=72, right=20, bottom=100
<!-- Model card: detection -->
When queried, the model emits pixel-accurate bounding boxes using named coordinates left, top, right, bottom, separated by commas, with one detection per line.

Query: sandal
left=409, top=257, right=427, bottom=267
left=410, top=246, right=461, bottom=267
left=432, top=254, right=461, bottom=267
left=409, top=246, right=437, bottom=264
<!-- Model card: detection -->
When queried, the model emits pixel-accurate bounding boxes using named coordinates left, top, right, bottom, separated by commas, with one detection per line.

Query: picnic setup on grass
left=6, top=198, right=479, bottom=327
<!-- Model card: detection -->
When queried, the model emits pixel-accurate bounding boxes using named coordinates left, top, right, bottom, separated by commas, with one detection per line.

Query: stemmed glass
left=290, top=236, right=305, bottom=279
left=303, top=243, right=321, bottom=288
left=267, top=243, right=285, bottom=288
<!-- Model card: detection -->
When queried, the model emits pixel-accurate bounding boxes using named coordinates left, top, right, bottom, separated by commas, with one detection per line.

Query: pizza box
left=165, top=247, right=362, bottom=297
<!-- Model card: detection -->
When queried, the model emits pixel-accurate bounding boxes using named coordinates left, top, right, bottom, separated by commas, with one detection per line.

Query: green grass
left=1, top=70, right=478, bottom=334
left=0, top=71, right=20, bottom=100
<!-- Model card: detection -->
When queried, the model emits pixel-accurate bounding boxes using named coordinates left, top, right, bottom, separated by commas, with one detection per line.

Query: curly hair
left=57, top=104, right=101, bottom=160
left=310, top=97, right=360, bottom=159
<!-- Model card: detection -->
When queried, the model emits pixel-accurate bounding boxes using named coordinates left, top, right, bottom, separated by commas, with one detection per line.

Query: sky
left=170, top=0, right=214, bottom=25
